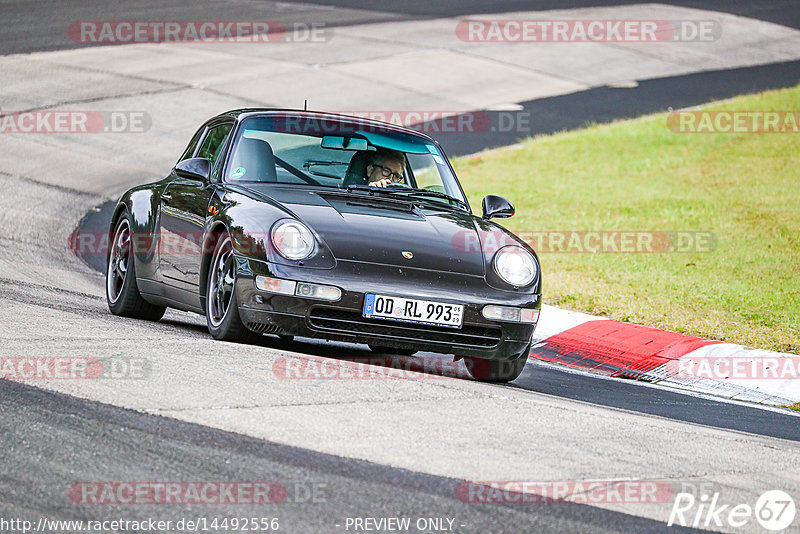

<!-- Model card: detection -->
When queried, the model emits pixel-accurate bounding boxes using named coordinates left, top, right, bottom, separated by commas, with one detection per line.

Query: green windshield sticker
left=231, top=167, right=246, bottom=179
left=426, top=144, right=438, bottom=154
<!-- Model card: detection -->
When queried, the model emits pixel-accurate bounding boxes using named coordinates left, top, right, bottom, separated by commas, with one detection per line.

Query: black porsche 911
left=106, top=109, right=541, bottom=382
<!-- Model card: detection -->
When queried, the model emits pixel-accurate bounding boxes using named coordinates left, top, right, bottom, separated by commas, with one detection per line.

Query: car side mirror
left=482, top=195, right=515, bottom=220
left=175, top=157, right=211, bottom=182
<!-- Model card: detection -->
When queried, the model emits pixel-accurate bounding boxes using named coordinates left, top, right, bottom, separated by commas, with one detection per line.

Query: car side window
left=196, top=123, right=233, bottom=164
left=178, top=127, right=205, bottom=163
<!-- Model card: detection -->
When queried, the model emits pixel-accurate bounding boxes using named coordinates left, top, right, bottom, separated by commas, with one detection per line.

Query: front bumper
left=234, top=256, right=540, bottom=360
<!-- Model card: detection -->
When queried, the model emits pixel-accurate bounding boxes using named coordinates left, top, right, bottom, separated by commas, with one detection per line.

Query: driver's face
left=367, top=159, right=404, bottom=182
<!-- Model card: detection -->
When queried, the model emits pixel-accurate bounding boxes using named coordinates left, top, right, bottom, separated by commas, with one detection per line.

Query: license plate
left=363, top=293, right=463, bottom=328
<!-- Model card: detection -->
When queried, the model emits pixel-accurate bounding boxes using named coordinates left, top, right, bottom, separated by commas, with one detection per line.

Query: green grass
left=453, top=86, right=800, bottom=353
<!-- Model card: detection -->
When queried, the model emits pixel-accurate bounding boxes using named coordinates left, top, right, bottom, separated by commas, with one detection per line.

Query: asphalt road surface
left=2, top=378, right=712, bottom=533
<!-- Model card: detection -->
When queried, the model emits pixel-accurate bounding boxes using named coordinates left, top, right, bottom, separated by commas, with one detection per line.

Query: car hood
left=241, top=185, right=485, bottom=275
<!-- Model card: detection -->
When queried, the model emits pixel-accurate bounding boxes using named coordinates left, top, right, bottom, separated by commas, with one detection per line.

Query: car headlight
left=271, top=220, right=315, bottom=260
left=493, top=246, right=538, bottom=287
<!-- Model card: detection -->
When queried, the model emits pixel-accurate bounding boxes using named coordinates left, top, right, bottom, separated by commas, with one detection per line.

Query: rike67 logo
left=668, top=490, right=796, bottom=531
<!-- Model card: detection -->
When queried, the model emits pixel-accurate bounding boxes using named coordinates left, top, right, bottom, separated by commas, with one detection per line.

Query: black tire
left=368, top=344, right=418, bottom=357
left=106, top=212, right=166, bottom=321
left=465, top=342, right=531, bottom=383
left=205, top=232, right=261, bottom=343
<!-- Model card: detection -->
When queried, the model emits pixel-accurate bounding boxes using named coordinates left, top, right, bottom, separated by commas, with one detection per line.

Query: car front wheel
left=206, top=232, right=260, bottom=343
left=465, top=342, right=531, bottom=383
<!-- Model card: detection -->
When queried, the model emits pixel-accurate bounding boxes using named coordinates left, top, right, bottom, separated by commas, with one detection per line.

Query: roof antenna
left=304, top=99, right=308, bottom=111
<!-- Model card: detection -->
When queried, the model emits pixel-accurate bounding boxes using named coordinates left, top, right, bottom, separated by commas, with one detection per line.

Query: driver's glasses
left=373, top=164, right=404, bottom=182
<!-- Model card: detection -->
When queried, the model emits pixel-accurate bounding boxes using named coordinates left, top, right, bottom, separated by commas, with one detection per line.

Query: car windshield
left=224, top=114, right=468, bottom=209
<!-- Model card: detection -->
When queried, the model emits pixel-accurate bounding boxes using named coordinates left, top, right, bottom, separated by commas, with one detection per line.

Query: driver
left=366, top=149, right=405, bottom=187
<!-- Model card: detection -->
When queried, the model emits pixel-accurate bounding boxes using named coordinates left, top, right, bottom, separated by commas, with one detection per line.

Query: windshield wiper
left=346, top=185, right=467, bottom=209
left=326, top=186, right=415, bottom=211
left=345, top=185, right=394, bottom=195
left=387, top=188, right=468, bottom=209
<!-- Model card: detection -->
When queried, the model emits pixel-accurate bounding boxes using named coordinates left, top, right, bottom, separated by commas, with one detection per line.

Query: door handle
left=161, top=193, right=172, bottom=202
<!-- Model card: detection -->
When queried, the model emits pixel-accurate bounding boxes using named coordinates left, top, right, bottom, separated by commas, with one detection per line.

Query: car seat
left=342, top=150, right=373, bottom=188
left=229, top=137, right=278, bottom=182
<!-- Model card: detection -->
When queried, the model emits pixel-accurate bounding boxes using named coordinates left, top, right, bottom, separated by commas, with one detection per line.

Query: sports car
left=106, top=109, right=542, bottom=382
